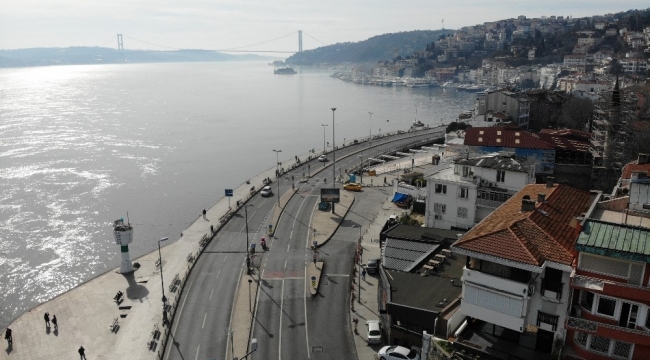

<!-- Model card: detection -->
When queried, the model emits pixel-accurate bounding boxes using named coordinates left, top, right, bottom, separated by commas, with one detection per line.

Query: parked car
left=366, top=320, right=382, bottom=345
left=261, top=186, right=273, bottom=197
left=343, top=182, right=362, bottom=191
left=366, top=258, right=379, bottom=274
left=378, top=345, right=420, bottom=360
left=318, top=155, right=328, bottom=162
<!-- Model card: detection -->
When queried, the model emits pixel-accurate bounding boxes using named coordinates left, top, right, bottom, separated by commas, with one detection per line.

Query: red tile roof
left=452, top=184, right=593, bottom=266
left=464, top=127, right=555, bottom=150
left=622, top=161, right=650, bottom=180
left=538, top=133, right=590, bottom=153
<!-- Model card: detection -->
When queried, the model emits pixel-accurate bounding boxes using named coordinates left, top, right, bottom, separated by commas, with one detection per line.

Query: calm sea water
left=0, top=61, right=475, bottom=328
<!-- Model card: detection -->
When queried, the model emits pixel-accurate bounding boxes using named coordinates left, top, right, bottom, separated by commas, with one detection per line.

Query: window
left=462, top=166, right=472, bottom=177
left=434, top=203, right=446, bottom=214
left=581, top=291, right=594, bottom=312
left=536, top=311, right=559, bottom=331
left=459, top=187, right=469, bottom=199
left=435, top=184, right=447, bottom=194
left=496, top=170, right=505, bottom=182
left=590, top=336, right=610, bottom=354
left=457, top=207, right=468, bottom=218
left=597, top=297, right=616, bottom=317
left=646, top=311, right=650, bottom=328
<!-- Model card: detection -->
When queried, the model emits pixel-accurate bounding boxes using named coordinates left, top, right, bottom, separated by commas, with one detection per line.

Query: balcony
left=565, top=316, right=650, bottom=346
left=540, top=279, right=563, bottom=300
left=476, top=198, right=504, bottom=208
left=464, top=268, right=529, bottom=296
left=571, top=273, right=650, bottom=303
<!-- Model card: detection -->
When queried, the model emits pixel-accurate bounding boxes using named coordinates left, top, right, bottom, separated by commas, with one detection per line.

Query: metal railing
left=571, top=272, right=650, bottom=293
left=565, top=316, right=649, bottom=336
left=475, top=198, right=504, bottom=208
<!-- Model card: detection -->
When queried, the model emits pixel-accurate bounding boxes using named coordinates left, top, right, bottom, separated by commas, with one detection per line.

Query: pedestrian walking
left=362, top=268, right=367, bottom=280
left=352, top=317, right=359, bottom=333
left=4, top=328, right=12, bottom=345
left=52, top=315, right=58, bottom=330
left=78, top=346, right=86, bottom=359
left=44, top=312, right=50, bottom=327
left=202, top=209, right=207, bottom=220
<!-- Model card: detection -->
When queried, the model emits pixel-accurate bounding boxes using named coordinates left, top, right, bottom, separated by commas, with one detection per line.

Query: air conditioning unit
left=434, top=215, right=442, bottom=220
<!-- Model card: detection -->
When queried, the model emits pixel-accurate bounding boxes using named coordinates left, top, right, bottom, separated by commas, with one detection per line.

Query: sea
left=0, top=61, right=475, bottom=328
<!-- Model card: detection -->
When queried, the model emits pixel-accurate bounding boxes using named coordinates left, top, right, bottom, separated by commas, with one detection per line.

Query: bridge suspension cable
left=301, top=31, right=328, bottom=47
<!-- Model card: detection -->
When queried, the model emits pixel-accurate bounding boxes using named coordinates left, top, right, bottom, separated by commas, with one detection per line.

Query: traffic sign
left=311, top=276, right=316, bottom=281
left=225, top=189, right=234, bottom=197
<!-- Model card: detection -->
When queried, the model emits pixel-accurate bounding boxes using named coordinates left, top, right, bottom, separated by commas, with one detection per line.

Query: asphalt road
left=165, top=127, right=444, bottom=360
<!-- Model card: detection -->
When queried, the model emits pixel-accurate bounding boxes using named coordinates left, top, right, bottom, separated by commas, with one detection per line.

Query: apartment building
left=565, top=171, right=650, bottom=360
left=452, top=181, right=598, bottom=356
left=425, top=153, right=534, bottom=230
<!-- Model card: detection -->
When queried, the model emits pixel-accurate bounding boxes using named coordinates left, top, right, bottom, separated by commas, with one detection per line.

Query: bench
left=441, top=249, right=452, bottom=257
left=435, top=254, right=446, bottom=262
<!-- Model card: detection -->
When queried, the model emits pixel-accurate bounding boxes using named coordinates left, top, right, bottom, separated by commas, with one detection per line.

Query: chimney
left=546, top=176, right=555, bottom=188
left=537, top=193, right=546, bottom=203
left=638, top=153, right=650, bottom=165
left=521, top=199, right=536, bottom=212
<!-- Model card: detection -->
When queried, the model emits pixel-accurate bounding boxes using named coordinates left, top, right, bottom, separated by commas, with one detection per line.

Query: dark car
left=366, top=258, right=379, bottom=274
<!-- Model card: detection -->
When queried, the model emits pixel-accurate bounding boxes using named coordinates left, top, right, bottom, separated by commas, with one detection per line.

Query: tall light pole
left=244, top=204, right=253, bottom=274
left=273, top=149, right=282, bottom=207
left=321, top=124, right=328, bottom=154
left=353, top=225, right=362, bottom=303
left=368, top=111, right=373, bottom=148
left=157, top=237, right=169, bottom=325
left=331, top=108, right=337, bottom=214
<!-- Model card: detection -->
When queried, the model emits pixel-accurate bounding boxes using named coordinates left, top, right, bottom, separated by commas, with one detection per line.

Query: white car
left=318, top=155, right=328, bottom=162
left=378, top=345, right=420, bottom=360
left=260, top=186, right=273, bottom=197
left=366, top=320, right=382, bottom=345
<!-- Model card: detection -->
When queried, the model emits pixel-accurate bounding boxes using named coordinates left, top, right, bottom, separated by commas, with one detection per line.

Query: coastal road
left=165, top=127, right=445, bottom=360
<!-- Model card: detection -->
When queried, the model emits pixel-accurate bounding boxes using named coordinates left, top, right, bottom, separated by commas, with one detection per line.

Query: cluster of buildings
left=335, top=12, right=649, bottom=91
left=375, top=146, right=650, bottom=359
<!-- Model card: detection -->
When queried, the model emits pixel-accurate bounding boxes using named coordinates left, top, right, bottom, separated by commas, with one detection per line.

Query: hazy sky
left=1, top=1, right=648, bottom=54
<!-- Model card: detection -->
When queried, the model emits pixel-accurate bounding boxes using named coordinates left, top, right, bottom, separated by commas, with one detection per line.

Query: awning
left=392, top=192, right=408, bottom=203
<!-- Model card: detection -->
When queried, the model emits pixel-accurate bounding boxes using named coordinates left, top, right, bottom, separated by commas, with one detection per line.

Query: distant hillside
left=0, top=47, right=269, bottom=68
left=285, top=30, right=453, bottom=66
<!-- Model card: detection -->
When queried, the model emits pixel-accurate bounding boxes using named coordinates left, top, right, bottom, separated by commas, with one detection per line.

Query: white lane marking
left=279, top=278, right=285, bottom=360
left=284, top=260, right=287, bottom=270
left=305, top=202, right=318, bottom=249
left=289, top=194, right=309, bottom=241
left=209, top=289, right=214, bottom=301
left=202, top=312, right=207, bottom=329
left=164, top=271, right=196, bottom=360
left=261, top=277, right=304, bottom=281
left=250, top=268, right=265, bottom=358
left=225, top=266, right=244, bottom=360
left=304, top=265, right=311, bottom=358
left=195, top=344, right=200, bottom=360
left=223, top=254, right=228, bottom=262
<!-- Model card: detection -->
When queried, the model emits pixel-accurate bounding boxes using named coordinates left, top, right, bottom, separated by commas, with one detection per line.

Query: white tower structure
left=113, top=218, right=134, bottom=274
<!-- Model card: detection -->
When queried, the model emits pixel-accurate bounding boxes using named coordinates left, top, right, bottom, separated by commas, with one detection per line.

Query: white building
left=425, top=153, right=535, bottom=230
left=451, top=183, right=600, bottom=355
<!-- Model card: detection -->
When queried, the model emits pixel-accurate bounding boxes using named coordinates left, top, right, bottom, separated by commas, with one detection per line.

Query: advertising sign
left=320, top=188, right=340, bottom=203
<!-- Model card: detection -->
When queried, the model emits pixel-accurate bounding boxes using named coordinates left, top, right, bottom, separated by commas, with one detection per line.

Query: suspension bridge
left=115, top=30, right=327, bottom=54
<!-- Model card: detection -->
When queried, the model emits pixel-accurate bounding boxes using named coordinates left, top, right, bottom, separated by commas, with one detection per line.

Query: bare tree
left=559, top=96, right=594, bottom=130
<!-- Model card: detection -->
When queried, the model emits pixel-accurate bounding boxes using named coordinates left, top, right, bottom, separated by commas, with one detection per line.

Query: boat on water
left=274, top=68, right=297, bottom=75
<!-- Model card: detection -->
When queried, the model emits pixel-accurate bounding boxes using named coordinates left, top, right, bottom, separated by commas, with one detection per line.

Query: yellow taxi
left=343, top=182, right=362, bottom=191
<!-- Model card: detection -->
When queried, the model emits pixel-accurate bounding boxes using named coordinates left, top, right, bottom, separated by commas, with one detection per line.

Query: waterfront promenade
left=1, top=128, right=446, bottom=360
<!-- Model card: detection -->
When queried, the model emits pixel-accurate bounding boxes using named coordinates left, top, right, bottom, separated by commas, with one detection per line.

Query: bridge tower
left=298, top=30, right=303, bottom=53
left=117, top=33, right=124, bottom=62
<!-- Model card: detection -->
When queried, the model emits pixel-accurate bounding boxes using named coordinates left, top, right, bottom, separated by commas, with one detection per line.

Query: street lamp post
left=244, top=204, right=253, bottom=274
left=248, top=279, right=253, bottom=313
left=331, top=108, right=337, bottom=214
left=358, top=154, right=363, bottom=184
left=368, top=111, right=373, bottom=148
left=272, top=149, right=282, bottom=207
left=321, top=124, right=328, bottom=154
left=353, top=225, right=362, bottom=303
left=157, top=237, right=170, bottom=325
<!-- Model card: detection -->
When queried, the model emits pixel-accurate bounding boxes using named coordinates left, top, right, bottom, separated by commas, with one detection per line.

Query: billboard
left=320, top=188, right=340, bottom=203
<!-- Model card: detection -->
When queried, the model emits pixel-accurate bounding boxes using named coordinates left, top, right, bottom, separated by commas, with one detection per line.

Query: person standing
left=44, top=312, right=50, bottom=327
left=202, top=209, right=207, bottom=220
left=4, top=328, right=12, bottom=345
left=52, top=315, right=58, bottom=330
left=362, top=268, right=367, bottom=280
left=78, top=346, right=86, bottom=359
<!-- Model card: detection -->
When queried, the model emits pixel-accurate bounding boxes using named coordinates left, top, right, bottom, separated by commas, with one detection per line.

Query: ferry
left=274, top=68, right=297, bottom=75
